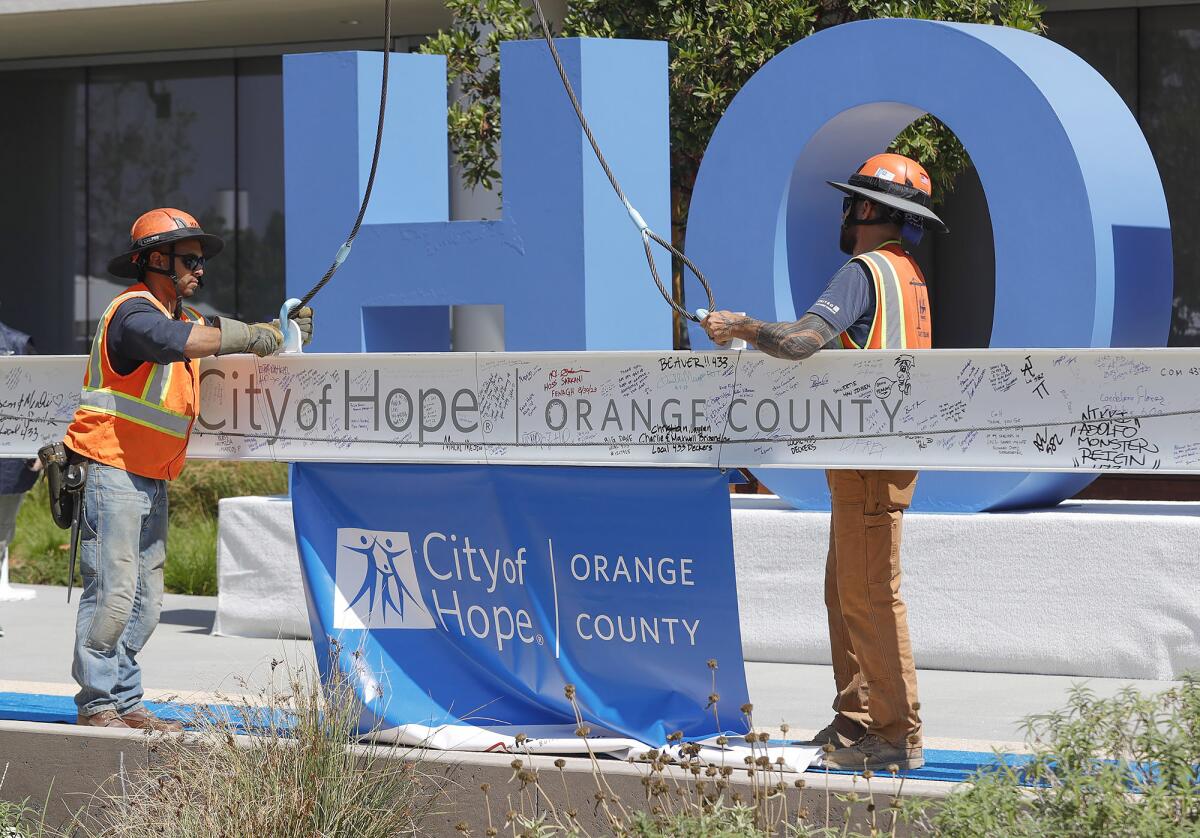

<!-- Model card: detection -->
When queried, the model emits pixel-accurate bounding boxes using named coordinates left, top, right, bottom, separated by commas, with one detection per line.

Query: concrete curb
left=0, top=719, right=955, bottom=836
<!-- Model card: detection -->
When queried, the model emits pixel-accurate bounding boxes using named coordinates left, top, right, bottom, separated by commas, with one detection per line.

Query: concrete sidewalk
left=0, top=584, right=313, bottom=706
left=1, top=584, right=1180, bottom=751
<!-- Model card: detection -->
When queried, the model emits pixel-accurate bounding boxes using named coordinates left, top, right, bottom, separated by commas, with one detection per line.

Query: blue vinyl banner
left=291, top=463, right=749, bottom=745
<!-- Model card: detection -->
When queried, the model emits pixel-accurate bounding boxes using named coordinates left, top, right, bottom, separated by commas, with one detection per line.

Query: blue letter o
left=686, top=19, right=1172, bottom=511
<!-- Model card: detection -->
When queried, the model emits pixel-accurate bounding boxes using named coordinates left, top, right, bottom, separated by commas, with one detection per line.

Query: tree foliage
left=422, top=0, right=1044, bottom=205
left=420, top=0, right=543, bottom=192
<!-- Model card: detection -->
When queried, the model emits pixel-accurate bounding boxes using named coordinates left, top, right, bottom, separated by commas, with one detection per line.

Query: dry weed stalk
left=63, top=647, right=438, bottom=838
left=484, top=661, right=903, bottom=837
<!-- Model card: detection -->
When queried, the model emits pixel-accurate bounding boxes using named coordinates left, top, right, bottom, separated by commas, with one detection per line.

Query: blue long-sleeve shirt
left=106, top=299, right=217, bottom=376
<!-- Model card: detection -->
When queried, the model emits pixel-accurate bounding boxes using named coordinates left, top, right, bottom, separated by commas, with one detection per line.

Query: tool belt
left=37, top=443, right=90, bottom=601
left=38, top=443, right=88, bottom=530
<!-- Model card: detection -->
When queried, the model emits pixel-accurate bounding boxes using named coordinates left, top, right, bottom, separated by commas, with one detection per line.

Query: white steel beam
left=2, top=348, right=1197, bottom=473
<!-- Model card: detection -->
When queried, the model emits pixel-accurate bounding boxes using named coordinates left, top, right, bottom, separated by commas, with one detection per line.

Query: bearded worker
left=61, top=208, right=314, bottom=730
left=702, top=154, right=944, bottom=771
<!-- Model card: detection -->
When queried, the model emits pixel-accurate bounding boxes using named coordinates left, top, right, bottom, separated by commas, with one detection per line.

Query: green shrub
left=8, top=478, right=67, bottom=582
left=913, top=674, right=1200, bottom=837
left=161, top=515, right=220, bottom=597
left=0, top=764, right=52, bottom=838
left=0, top=802, right=41, bottom=838
left=165, top=460, right=288, bottom=520
left=9, top=461, right=287, bottom=596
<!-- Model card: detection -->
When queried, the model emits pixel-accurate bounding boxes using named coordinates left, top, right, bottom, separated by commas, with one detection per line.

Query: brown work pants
left=824, top=469, right=921, bottom=749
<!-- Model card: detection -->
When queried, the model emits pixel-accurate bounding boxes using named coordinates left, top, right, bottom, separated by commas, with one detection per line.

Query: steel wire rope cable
left=527, top=0, right=717, bottom=323
left=289, top=0, right=393, bottom=316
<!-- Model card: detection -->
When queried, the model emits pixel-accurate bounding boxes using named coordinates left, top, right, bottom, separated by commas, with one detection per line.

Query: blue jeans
left=72, top=462, right=168, bottom=717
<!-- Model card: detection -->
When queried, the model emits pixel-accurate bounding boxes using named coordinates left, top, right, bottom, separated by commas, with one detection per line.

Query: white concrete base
left=214, top=495, right=1200, bottom=681
left=733, top=496, right=1200, bottom=681
left=213, top=496, right=309, bottom=639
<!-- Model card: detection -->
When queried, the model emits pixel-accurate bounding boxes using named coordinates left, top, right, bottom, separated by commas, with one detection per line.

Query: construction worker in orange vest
left=702, top=153, right=946, bottom=771
left=60, top=208, right=313, bottom=730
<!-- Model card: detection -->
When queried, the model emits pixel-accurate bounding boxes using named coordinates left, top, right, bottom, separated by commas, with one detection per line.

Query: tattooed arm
left=750, top=314, right=840, bottom=360
left=701, top=311, right=839, bottom=361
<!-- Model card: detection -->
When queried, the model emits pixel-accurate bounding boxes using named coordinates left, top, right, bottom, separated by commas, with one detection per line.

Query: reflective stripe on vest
left=856, top=250, right=908, bottom=349
left=78, top=386, right=191, bottom=438
left=77, top=290, right=198, bottom=439
left=838, top=242, right=930, bottom=351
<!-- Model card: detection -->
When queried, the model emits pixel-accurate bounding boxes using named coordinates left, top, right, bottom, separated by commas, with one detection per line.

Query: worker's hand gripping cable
left=527, top=0, right=717, bottom=324
left=214, top=307, right=313, bottom=357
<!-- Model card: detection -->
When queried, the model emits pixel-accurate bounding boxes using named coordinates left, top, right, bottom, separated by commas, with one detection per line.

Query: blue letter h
left=284, top=39, right=671, bottom=352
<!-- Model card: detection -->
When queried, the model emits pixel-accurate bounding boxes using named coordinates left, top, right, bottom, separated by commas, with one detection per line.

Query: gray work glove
left=288, top=306, right=314, bottom=345
left=217, top=318, right=284, bottom=357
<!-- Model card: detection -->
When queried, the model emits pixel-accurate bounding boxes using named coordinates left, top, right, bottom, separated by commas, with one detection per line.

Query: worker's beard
left=174, top=275, right=201, bottom=298
left=839, top=221, right=855, bottom=255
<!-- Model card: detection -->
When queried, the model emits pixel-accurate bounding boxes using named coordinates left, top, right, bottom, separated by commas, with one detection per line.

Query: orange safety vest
left=65, top=284, right=204, bottom=480
left=839, top=241, right=932, bottom=350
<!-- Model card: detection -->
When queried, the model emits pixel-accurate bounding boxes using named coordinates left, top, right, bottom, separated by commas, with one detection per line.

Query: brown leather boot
left=77, top=709, right=131, bottom=728
left=120, top=708, right=183, bottom=733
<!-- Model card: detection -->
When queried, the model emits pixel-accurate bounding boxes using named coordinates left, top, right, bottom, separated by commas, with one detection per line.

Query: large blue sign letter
left=284, top=41, right=671, bottom=353
left=685, top=19, right=1172, bottom=511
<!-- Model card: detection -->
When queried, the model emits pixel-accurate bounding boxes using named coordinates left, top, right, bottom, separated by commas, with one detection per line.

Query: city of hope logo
left=333, top=528, right=436, bottom=629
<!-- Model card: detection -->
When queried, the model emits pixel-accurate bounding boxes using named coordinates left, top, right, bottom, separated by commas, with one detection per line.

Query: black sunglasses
left=177, top=253, right=206, bottom=271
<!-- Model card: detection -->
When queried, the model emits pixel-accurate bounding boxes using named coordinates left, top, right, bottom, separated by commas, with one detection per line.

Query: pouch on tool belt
left=37, top=442, right=85, bottom=530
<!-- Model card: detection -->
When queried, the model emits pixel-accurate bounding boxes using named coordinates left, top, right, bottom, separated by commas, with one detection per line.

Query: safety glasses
left=177, top=253, right=206, bottom=271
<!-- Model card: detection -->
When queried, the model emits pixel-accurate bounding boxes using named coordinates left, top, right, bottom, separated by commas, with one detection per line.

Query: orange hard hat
left=107, top=208, right=225, bottom=279
left=828, top=153, right=948, bottom=233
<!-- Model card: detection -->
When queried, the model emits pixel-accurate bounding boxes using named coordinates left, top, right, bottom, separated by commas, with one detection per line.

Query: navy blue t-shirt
left=106, top=299, right=217, bottom=376
left=806, top=260, right=876, bottom=348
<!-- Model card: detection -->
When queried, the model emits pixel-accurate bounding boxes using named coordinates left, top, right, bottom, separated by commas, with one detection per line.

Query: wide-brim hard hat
left=828, top=153, right=948, bottom=233
left=107, top=207, right=225, bottom=279
left=828, top=179, right=949, bottom=233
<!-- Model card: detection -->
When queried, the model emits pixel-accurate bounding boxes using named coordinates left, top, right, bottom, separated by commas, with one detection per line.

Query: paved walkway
left=0, top=584, right=314, bottom=706
left=0, top=584, right=1180, bottom=752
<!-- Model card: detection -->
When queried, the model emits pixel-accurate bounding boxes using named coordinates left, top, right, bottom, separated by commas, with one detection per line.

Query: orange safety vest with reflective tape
left=65, top=284, right=203, bottom=480
left=839, top=241, right=932, bottom=350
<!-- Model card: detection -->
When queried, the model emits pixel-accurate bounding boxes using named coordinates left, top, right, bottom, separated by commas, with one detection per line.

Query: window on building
left=1042, top=9, right=1138, bottom=114
left=1139, top=5, right=1200, bottom=345
left=1045, top=6, right=1199, bottom=347
left=0, top=56, right=287, bottom=353
left=235, top=57, right=286, bottom=322
left=87, top=60, right=238, bottom=323
left=0, top=68, right=86, bottom=353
